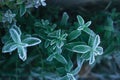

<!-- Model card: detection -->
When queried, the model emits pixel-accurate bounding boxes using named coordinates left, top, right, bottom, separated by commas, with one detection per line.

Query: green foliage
left=2, top=25, right=41, bottom=61
left=0, top=0, right=105, bottom=80
left=68, top=15, right=95, bottom=41
left=2, top=10, right=16, bottom=23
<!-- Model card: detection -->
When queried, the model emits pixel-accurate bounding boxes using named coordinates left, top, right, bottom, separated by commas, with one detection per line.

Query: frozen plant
left=26, top=0, right=46, bottom=8
left=2, top=25, right=41, bottom=61
left=2, top=10, right=16, bottom=23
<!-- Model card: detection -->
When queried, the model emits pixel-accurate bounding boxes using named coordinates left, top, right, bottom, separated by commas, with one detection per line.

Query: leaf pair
left=66, top=35, right=103, bottom=64
left=2, top=25, right=41, bottom=61
left=68, top=15, right=95, bottom=41
left=81, top=35, right=103, bottom=64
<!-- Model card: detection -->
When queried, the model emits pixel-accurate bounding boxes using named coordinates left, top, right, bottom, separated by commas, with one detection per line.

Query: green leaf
left=89, top=52, right=95, bottom=64
left=12, top=25, right=21, bottom=35
left=65, top=42, right=86, bottom=52
left=50, top=39, right=56, bottom=45
left=61, top=12, right=69, bottom=26
left=93, top=35, right=100, bottom=49
left=9, top=28, right=21, bottom=43
left=68, top=30, right=81, bottom=41
left=95, top=46, right=103, bottom=55
left=88, top=36, right=94, bottom=47
left=77, top=26, right=84, bottom=31
left=44, top=40, right=50, bottom=48
left=20, top=4, right=26, bottom=17
left=72, top=45, right=91, bottom=53
left=22, top=37, right=41, bottom=47
left=54, top=54, right=67, bottom=64
left=83, top=28, right=95, bottom=36
left=47, top=54, right=55, bottom=61
left=61, top=33, right=68, bottom=40
left=2, top=42, right=17, bottom=53
left=84, top=21, right=92, bottom=28
left=81, top=52, right=90, bottom=60
left=48, top=30, right=60, bottom=38
left=17, top=46, right=27, bottom=61
left=77, top=15, right=84, bottom=26
left=88, top=35, right=100, bottom=49
left=65, top=57, right=73, bottom=72
left=2, top=10, right=16, bottom=23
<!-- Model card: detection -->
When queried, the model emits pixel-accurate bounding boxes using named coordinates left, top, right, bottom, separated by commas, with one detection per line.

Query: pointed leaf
left=65, top=57, right=73, bottom=72
left=18, top=46, right=27, bottom=61
left=47, top=54, right=55, bottom=61
left=77, top=26, right=84, bottom=31
left=68, top=30, right=81, bottom=41
left=50, top=39, right=56, bottom=45
left=72, top=45, right=91, bottom=53
left=2, top=42, right=17, bottom=53
left=12, top=25, right=21, bottom=35
left=61, top=12, right=69, bottom=26
left=44, top=40, right=50, bottom=48
left=61, top=33, right=68, bottom=40
left=77, top=15, right=84, bottom=26
left=65, top=42, right=86, bottom=52
left=9, top=28, right=21, bottom=43
left=54, top=54, right=67, bottom=64
left=48, top=30, right=59, bottom=38
left=84, top=21, right=92, bottom=28
left=20, top=4, right=26, bottom=17
left=83, top=28, right=95, bottom=37
left=93, top=35, right=100, bottom=49
left=88, top=36, right=94, bottom=47
left=22, top=37, right=41, bottom=47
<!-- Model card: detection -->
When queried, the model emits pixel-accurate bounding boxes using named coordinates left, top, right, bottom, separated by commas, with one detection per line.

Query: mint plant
left=0, top=1, right=105, bottom=80
left=72, top=35, right=103, bottom=64
left=2, top=25, right=41, bottom=61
